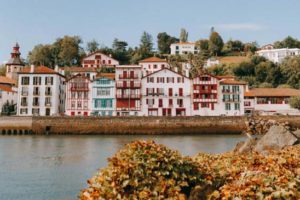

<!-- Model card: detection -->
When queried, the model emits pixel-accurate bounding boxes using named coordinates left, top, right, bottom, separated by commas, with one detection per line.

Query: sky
left=0, top=0, right=300, bottom=63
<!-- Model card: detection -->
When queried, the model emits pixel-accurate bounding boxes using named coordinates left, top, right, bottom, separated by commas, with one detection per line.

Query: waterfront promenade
left=0, top=116, right=300, bottom=135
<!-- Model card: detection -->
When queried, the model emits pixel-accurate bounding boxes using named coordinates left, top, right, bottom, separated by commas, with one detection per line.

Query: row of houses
left=14, top=64, right=300, bottom=117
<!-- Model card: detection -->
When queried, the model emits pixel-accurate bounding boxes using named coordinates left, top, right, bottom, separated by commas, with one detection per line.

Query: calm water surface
left=0, top=135, right=246, bottom=200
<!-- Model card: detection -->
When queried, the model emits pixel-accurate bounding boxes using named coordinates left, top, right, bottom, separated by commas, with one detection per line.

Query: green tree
left=86, top=39, right=99, bottom=53
left=224, top=40, right=244, bottom=53
left=209, top=31, right=224, bottom=56
left=233, top=62, right=255, bottom=77
left=289, top=96, right=300, bottom=110
left=28, top=44, right=55, bottom=67
left=258, top=82, right=273, bottom=88
left=280, top=56, right=300, bottom=88
left=112, top=38, right=130, bottom=64
left=274, top=36, right=300, bottom=48
left=130, top=32, right=154, bottom=63
left=277, top=84, right=292, bottom=88
left=244, top=42, right=258, bottom=53
left=157, top=32, right=179, bottom=54
left=0, top=64, right=6, bottom=76
left=179, top=28, right=188, bottom=42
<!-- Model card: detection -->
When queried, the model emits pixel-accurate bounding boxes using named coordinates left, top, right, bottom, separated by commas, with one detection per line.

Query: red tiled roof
left=0, top=76, right=17, bottom=85
left=245, top=88, right=300, bottom=97
left=19, top=66, right=57, bottom=74
left=220, top=79, right=247, bottom=85
left=139, top=57, right=167, bottom=63
left=216, top=75, right=236, bottom=80
left=61, top=67, right=97, bottom=72
left=96, top=73, right=115, bottom=80
left=0, top=85, right=15, bottom=93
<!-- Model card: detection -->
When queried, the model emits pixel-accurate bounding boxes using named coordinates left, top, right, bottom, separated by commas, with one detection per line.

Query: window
left=45, top=97, right=51, bottom=106
left=33, top=87, right=39, bottom=95
left=33, top=77, right=41, bottom=85
left=33, top=97, right=39, bottom=106
left=71, top=101, right=75, bottom=109
left=84, top=92, right=88, bottom=99
left=168, top=88, right=173, bottom=96
left=178, top=88, right=183, bottom=96
left=159, top=99, right=163, bottom=107
left=71, top=92, right=76, bottom=98
left=232, top=86, right=240, bottom=93
left=20, top=108, right=28, bottom=114
left=45, top=87, right=52, bottom=95
left=21, top=77, right=30, bottom=85
left=177, top=99, right=183, bottom=107
left=78, top=101, right=82, bottom=108
left=78, top=92, right=83, bottom=98
left=45, top=77, right=53, bottom=85
left=84, top=101, right=88, bottom=109
left=169, top=99, right=173, bottom=107
left=225, top=103, right=231, bottom=110
left=97, top=88, right=110, bottom=96
left=234, top=103, right=240, bottom=110
left=32, top=108, right=40, bottom=115
left=21, top=97, right=27, bottom=106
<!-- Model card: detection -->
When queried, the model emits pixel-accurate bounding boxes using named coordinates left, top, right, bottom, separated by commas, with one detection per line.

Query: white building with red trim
left=81, top=51, right=119, bottom=69
left=65, top=74, right=92, bottom=116
left=139, top=57, right=169, bottom=76
left=115, top=65, right=142, bottom=116
left=141, top=68, right=191, bottom=116
left=59, top=67, right=97, bottom=81
left=170, top=42, right=199, bottom=55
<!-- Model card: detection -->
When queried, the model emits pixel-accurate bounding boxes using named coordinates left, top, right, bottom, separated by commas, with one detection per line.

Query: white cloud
left=214, top=23, right=266, bottom=31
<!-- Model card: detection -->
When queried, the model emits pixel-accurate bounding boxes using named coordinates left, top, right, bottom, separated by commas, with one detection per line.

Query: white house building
left=244, top=88, right=300, bottom=115
left=81, top=51, right=119, bottom=69
left=170, top=42, right=199, bottom=55
left=65, top=74, right=92, bottom=116
left=17, top=66, right=65, bottom=116
left=139, top=57, right=169, bottom=76
left=141, top=68, right=191, bottom=116
left=0, top=85, right=17, bottom=114
left=219, top=79, right=246, bottom=116
left=256, top=48, right=300, bottom=63
left=92, top=73, right=115, bottom=116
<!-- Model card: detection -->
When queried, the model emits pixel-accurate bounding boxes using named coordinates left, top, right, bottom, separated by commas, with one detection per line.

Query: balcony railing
left=223, top=99, right=240, bottom=102
left=116, top=82, right=141, bottom=88
left=45, top=91, right=52, bottom=96
left=33, top=91, right=40, bottom=95
left=21, top=102, right=28, bottom=106
left=21, top=91, right=28, bottom=96
left=70, top=87, right=89, bottom=91
left=119, top=74, right=139, bottom=79
left=222, top=90, right=240, bottom=93
left=116, top=94, right=141, bottom=99
left=32, top=102, right=40, bottom=106
left=45, top=102, right=52, bottom=106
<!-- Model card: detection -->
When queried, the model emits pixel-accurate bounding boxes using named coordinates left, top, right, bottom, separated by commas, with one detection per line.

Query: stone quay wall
left=0, top=116, right=300, bottom=135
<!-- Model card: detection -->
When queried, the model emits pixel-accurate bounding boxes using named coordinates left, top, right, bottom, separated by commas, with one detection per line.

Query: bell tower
left=6, top=43, right=25, bottom=80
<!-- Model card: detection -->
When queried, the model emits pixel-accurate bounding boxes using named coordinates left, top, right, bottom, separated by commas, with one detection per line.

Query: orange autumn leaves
left=80, top=141, right=300, bottom=200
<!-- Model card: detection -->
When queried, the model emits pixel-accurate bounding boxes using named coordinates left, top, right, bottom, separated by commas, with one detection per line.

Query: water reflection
left=0, top=134, right=245, bottom=200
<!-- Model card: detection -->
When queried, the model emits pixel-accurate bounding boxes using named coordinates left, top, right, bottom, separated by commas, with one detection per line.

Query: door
left=45, top=108, right=51, bottom=116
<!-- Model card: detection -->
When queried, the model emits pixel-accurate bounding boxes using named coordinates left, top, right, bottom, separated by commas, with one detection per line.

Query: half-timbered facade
left=81, top=51, right=119, bottom=69
left=65, top=74, right=92, bottom=116
left=139, top=57, right=169, bottom=77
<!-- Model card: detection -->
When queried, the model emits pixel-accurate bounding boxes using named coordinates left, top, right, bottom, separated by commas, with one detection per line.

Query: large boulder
left=293, top=129, right=300, bottom=139
left=255, top=125, right=298, bottom=154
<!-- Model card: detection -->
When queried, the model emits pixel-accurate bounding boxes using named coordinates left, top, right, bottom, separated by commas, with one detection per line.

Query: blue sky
left=0, top=0, right=299, bottom=63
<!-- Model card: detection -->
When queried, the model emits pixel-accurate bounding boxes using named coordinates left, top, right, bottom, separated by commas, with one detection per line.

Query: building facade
left=219, top=79, right=245, bottom=116
left=0, top=85, right=17, bottom=115
left=257, top=48, right=300, bottom=63
left=170, top=42, right=199, bottom=55
left=81, top=51, right=119, bottom=69
left=244, top=88, right=300, bottom=115
left=60, top=67, right=97, bottom=81
left=65, top=74, right=92, bottom=116
left=6, top=43, right=25, bottom=81
left=139, top=57, right=169, bottom=76
left=115, top=65, right=142, bottom=116
left=192, top=74, right=219, bottom=116
left=92, top=73, right=115, bottom=116
left=17, top=66, right=65, bottom=116
left=141, top=68, right=191, bottom=116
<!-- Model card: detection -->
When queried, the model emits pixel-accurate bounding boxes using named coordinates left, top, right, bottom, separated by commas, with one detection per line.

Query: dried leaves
left=80, top=141, right=300, bottom=200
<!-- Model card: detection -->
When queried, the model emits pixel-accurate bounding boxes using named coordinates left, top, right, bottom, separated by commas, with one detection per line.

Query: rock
left=234, top=138, right=257, bottom=154
left=293, top=129, right=300, bottom=139
left=255, top=125, right=298, bottom=154
left=188, top=185, right=215, bottom=200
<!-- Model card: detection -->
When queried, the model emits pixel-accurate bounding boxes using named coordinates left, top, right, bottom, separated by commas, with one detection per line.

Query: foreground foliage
left=80, top=141, right=300, bottom=200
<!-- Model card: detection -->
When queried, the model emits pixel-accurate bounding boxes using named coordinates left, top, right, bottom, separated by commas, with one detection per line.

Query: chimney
left=30, top=65, right=35, bottom=73
left=109, top=54, right=112, bottom=58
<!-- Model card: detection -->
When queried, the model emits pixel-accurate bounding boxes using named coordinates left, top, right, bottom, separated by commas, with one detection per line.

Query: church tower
left=6, top=43, right=25, bottom=80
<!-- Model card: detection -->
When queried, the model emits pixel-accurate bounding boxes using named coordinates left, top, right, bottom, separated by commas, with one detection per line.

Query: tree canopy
left=179, top=28, right=188, bottom=42
left=157, top=32, right=179, bottom=54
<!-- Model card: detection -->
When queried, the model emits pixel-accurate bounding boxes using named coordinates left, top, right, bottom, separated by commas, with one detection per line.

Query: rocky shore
left=79, top=118, right=300, bottom=200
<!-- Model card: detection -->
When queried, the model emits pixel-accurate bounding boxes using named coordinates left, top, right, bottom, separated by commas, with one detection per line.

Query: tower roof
left=6, top=42, right=25, bottom=66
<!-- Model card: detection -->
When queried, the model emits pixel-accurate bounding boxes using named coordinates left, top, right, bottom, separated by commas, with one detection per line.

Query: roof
left=216, top=75, right=236, bottom=80
left=142, top=68, right=189, bottom=79
left=6, top=57, right=25, bottom=66
left=172, top=42, right=195, bottom=45
left=139, top=57, right=167, bottom=63
left=0, top=85, right=15, bottom=93
left=0, top=76, right=17, bottom=85
left=82, top=51, right=119, bottom=63
left=66, top=74, right=91, bottom=82
left=61, top=67, right=97, bottom=73
left=19, top=66, right=65, bottom=77
left=244, top=88, right=300, bottom=97
left=95, top=73, right=115, bottom=80
left=116, top=65, right=141, bottom=68
left=220, top=79, right=247, bottom=85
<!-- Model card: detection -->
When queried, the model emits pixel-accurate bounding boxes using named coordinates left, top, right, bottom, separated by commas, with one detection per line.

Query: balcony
left=116, top=94, right=141, bottom=99
left=21, top=102, right=28, bottom=106
left=119, top=74, right=139, bottom=79
left=222, top=90, right=239, bottom=94
left=33, top=91, right=40, bottom=95
left=45, top=91, right=52, bottom=96
left=21, top=91, right=28, bottom=96
left=223, top=98, right=240, bottom=102
left=116, top=82, right=141, bottom=88
left=45, top=102, right=52, bottom=106
left=70, top=87, right=89, bottom=91
left=32, top=102, right=40, bottom=106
